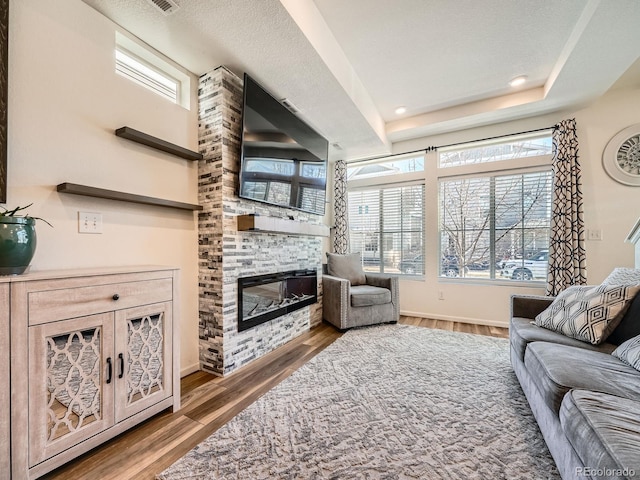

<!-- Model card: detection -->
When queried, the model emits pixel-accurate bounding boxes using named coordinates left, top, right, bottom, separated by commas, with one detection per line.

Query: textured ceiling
left=81, top=0, right=640, bottom=159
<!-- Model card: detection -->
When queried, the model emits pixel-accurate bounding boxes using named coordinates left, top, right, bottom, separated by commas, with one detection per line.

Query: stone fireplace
left=197, top=66, right=325, bottom=376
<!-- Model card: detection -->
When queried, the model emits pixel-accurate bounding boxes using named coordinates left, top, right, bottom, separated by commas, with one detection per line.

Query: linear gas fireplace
left=238, top=269, right=318, bottom=332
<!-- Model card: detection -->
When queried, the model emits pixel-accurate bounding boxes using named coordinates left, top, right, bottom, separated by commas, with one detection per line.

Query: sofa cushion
left=560, top=389, right=640, bottom=478
left=350, top=285, right=391, bottom=307
left=524, top=342, right=640, bottom=414
left=613, top=334, right=640, bottom=372
left=535, top=284, right=640, bottom=344
left=326, top=252, right=367, bottom=286
left=510, top=317, right=615, bottom=363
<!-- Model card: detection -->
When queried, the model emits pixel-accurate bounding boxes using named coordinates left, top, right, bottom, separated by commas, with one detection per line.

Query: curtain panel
left=333, top=159, right=349, bottom=254
left=546, top=118, right=587, bottom=296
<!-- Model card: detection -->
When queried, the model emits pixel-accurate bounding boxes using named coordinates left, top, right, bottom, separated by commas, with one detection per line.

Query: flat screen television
left=239, top=73, right=328, bottom=216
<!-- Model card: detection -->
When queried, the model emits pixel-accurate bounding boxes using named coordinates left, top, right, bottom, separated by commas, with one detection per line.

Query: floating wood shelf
left=236, top=214, right=330, bottom=237
left=115, top=126, right=203, bottom=161
left=57, top=183, right=203, bottom=211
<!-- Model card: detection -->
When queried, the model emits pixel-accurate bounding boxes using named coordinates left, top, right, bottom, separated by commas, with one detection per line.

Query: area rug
left=158, top=324, right=559, bottom=479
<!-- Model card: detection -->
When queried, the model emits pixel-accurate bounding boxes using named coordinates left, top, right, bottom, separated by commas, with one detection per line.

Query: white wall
left=8, top=0, right=201, bottom=374
left=393, top=84, right=640, bottom=328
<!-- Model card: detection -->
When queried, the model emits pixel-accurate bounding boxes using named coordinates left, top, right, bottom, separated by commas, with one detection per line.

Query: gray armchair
left=322, top=253, right=399, bottom=330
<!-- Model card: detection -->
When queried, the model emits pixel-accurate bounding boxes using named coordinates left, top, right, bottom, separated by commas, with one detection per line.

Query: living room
left=2, top=0, right=640, bottom=479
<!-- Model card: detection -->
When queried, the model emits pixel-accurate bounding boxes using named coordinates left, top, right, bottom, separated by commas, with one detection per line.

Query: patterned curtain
left=546, top=118, right=587, bottom=296
left=333, top=160, right=349, bottom=254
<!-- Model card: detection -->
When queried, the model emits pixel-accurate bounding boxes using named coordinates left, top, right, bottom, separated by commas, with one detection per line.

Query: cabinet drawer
left=28, top=278, right=173, bottom=325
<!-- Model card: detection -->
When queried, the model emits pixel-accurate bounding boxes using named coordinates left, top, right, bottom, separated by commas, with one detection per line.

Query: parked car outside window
left=500, top=250, right=548, bottom=281
left=398, top=255, right=423, bottom=275
left=397, top=255, right=468, bottom=277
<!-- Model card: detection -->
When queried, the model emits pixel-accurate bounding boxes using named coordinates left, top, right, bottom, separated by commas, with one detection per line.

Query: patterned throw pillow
left=535, top=284, right=640, bottom=344
left=612, top=334, right=640, bottom=371
left=602, top=267, right=640, bottom=285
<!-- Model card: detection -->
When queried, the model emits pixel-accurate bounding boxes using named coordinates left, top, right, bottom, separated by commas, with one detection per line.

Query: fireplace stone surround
left=197, top=66, right=325, bottom=376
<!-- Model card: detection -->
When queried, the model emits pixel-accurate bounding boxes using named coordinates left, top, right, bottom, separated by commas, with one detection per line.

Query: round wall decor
left=602, top=124, right=640, bottom=186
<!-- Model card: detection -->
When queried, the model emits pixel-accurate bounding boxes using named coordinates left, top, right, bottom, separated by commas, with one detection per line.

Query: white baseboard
left=180, top=362, right=201, bottom=378
left=400, top=310, right=509, bottom=329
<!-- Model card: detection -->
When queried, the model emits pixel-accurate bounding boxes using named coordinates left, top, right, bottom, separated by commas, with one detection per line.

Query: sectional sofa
left=510, top=269, right=640, bottom=479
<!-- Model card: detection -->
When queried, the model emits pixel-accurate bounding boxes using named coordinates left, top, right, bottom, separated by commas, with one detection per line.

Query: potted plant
left=0, top=204, right=51, bottom=275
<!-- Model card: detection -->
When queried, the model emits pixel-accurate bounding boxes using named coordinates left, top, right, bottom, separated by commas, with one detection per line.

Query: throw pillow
left=601, top=268, right=640, bottom=345
left=612, top=334, right=640, bottom=371
left=535, top=284, right=640, bottom=345
left=326, top=252, right=367, bottom=286
left=606, top=291, right=640, bottom=345
left=602, top=267, right=640, bottom=285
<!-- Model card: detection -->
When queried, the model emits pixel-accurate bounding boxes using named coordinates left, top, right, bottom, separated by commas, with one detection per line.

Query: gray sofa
left=510, top=292, right=640, bottom=479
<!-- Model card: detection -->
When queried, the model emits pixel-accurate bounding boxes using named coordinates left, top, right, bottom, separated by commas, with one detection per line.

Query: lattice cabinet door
left=114, top=301, right=173, bottom=423
left=28, top=312, right=116, bottom=467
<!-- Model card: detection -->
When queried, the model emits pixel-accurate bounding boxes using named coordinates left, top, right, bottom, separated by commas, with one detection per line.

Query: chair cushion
left=350, top=285, right=391, bottom=307
left=534, top=284, right=640, bottom=344
left=509, top=317, right=615, bottom=363
left=613, top=334, right=640, bottom=371
left=560, top=389, right=640, bottom=476
left=524, top=342, right=640, bottom=414
left=326, top=252, right=366, bottom=286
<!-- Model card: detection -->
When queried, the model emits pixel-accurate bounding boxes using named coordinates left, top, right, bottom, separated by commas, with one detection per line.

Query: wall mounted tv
left=239, top=73, right=328, bottom=216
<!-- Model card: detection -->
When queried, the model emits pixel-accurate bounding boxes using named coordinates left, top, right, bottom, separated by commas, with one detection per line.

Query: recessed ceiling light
left=395, top=106, right=407, bottom=115
left=509, top=75, right=527, bottom=87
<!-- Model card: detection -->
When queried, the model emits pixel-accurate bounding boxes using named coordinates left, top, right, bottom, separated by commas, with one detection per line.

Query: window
left=116, top=48, right=179, bottom=103
left=439, top=134, right=552, bottom=168
left=115, top=31, right=191, bottom=108
left=347, top=155, right=425, bottom=275
left=438, top=133, right=552, bottom=282
left=349, top=185, right=425, bottom=274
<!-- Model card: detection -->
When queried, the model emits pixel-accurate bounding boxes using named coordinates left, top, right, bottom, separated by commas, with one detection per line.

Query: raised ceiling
left=82, top=0, right=640, bottom=159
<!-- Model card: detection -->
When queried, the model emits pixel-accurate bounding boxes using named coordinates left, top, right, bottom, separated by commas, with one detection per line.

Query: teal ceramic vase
left=0, top=217, right=37, bottom=275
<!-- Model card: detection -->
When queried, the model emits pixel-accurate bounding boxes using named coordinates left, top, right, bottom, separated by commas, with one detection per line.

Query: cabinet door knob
left=112, top=294, right=120, bottom=301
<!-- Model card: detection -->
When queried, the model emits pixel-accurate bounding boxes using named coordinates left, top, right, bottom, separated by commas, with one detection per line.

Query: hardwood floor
left=43, top=317, right=508, bottom=480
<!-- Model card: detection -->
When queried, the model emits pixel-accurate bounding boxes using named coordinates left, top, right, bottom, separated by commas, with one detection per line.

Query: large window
left=438, top=133, right=553, bottom=282
left=347, top=155, right=425, bottom=275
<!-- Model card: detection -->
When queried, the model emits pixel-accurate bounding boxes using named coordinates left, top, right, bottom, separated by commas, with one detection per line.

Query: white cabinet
left=10, top=267, right=180, bottom=480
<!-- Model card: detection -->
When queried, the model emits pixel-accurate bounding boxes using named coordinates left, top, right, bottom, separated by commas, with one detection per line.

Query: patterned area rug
left=158, top=324, right=559, bottom=479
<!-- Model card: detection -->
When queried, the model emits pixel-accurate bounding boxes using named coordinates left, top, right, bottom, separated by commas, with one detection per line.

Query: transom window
left=115, top=32, right=190, bottom=108
left=116, top=48, right=179, bottom=103
left=439, top=134, right=552, bottom=168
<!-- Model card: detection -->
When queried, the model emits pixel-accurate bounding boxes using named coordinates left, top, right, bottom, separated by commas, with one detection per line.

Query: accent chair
left=322, top=252, right=399, bottom=331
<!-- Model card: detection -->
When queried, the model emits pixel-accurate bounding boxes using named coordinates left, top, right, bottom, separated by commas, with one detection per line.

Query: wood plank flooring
left=43, top=317, right=508, bottom=480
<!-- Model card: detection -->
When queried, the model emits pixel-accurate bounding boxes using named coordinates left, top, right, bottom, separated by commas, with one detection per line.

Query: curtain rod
left=346, top=125, right=557, bottom=165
